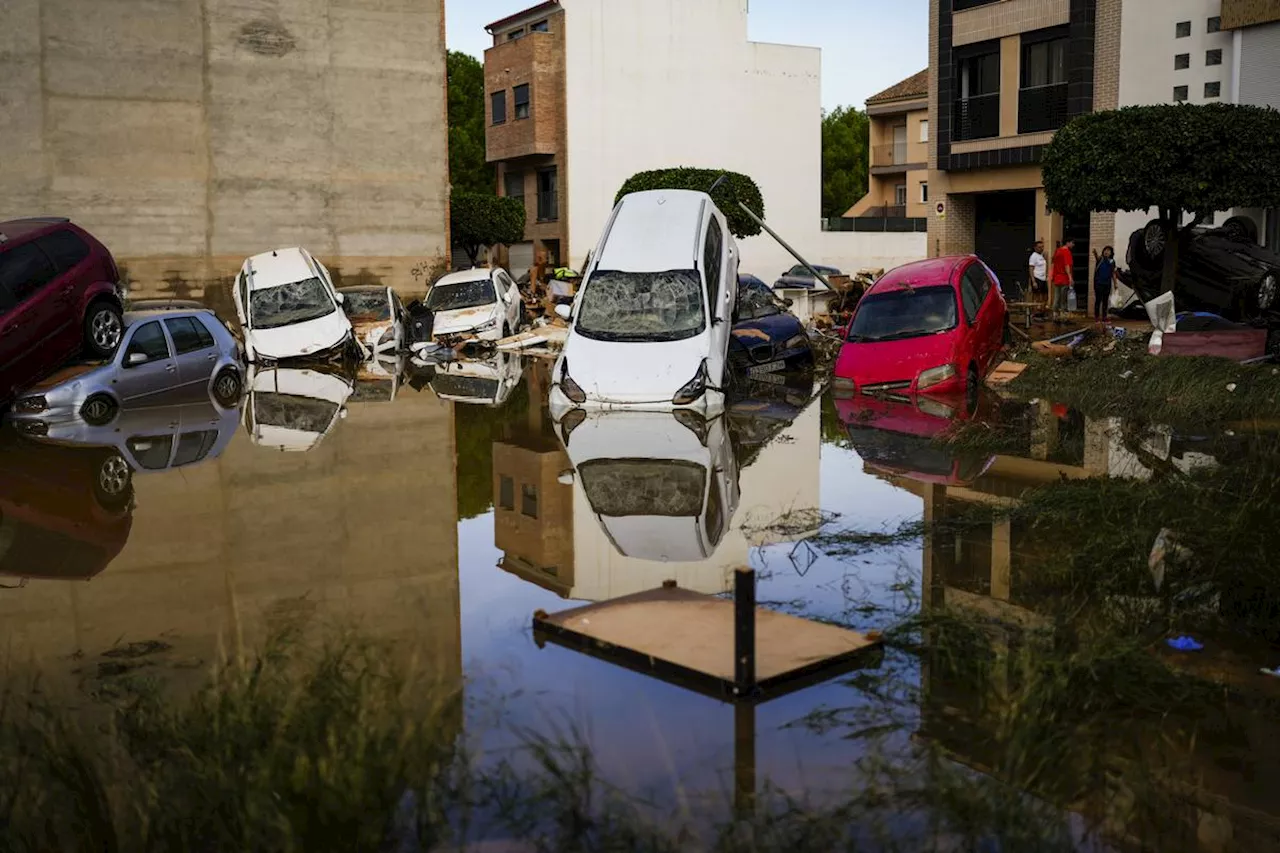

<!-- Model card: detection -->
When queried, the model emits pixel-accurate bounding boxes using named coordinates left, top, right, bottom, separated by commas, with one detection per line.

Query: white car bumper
left=548, top=385, right=723, bottom=419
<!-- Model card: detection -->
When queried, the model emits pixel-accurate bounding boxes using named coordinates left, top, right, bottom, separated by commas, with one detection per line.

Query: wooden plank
left=534, top=587, right=880, bottom=694
left=986, top=360, right=1028, bottom=387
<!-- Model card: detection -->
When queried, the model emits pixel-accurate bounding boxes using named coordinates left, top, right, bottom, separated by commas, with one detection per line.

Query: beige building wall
left=850, top=105, right=930, bottom=219
left=0, top=0, right=451, bottom=300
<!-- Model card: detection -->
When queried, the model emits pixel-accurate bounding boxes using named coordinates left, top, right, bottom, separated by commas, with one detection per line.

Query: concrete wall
left=0, top=0, right=450, bottom=300
left=561, top=0, right=823, bottom=276
left=809, top=231, right=929, bottom=278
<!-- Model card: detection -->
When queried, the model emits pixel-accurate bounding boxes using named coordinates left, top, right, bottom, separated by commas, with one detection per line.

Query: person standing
left=1050, top=238, right=1075, bottom=322
left=1091, top=246, right=1116, bottom=323
left=1027, top=239, right=1048, bottom=312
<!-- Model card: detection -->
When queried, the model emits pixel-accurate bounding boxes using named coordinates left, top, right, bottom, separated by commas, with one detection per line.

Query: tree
left=821, top=106, right=870, bottom=219
left=447, top=51, right=494, bottom=196
left=451, top=192, right=525, bottom=266
left=615, top=167, right=765, bottom=239
left=1042, top=103, right=1280, bottom=293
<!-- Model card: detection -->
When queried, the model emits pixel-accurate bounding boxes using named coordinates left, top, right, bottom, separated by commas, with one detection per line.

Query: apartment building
left=847, top=70, right=932, bottom=227
left=484, top=0, right=821, bottom=277
left=1223, top=0, right=1280, bottom=251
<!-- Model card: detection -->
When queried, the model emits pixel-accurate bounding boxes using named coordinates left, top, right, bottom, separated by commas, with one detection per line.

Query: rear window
left=341, top=289, right=391, bottom=321
left=848, top=286, right=958, bottom=343
left=165, top=317, right=215, bottom=355
left=36, top=229, right=90, bottom=273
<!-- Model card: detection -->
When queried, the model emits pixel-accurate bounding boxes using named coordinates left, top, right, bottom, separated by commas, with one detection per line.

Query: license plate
left=747, top=360, right=786, bottom=376
left=748, top=370, right=787, bottom=386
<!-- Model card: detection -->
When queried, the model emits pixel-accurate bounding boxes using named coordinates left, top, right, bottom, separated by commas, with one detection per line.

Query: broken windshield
left=848, top=286, right=958, bottom=343
left=575, top=270, right=705, bottom=343
left=431, top=374, right=500, bottom=401
left=426, top=279, right=496, bottom=312
left=252, top=393, right=340, bottom=434
left=578, top=459, right=706, bottom=517
left=249, top=278, right=336, bottom=329
left=340, top=290, right=390, bottom=321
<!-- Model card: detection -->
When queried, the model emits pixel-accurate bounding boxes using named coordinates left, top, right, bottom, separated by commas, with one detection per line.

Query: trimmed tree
left=1042, top=103, right=1280, bottom=294
left=615, top=167, right=764, bottom=239
left=450, top=191, right=526, bottom=267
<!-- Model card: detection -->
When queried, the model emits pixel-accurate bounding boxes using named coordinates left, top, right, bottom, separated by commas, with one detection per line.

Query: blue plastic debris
left=1260, top=666, right=1280, bottom=678
left=1166, top=636, right=1204, bottom=652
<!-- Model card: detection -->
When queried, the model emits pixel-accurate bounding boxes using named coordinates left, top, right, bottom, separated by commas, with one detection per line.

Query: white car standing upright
left=233, top=247, right=360, bottom=363
left=426, top=267, right=524, bottom=342
left=549, top=190, right=738, bottom=417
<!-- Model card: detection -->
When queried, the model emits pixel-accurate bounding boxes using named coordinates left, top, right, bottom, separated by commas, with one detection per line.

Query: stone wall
left=0, top=0, right=450, bottom=301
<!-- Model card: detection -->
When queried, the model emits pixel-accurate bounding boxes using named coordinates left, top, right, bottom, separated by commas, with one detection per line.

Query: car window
left=125, top=321, right=171, bottom=363
left=960, top=270, right=983, bottom=325
left=192, top=315, right=217, bottom=349
left=702, top=218, right=723, bottom=307
left=965, top=264, right=991, bottom=301
left=164, top=317, right=212, bottom=355
left=172, top=430, right=219, bottom=467
left=736, top=280, right=782, bottom=321
left=36, top=230, right=90, bottom=273
left=126, top=435, right=174, bottom=471
left=0, top=242, right=58, bottom=304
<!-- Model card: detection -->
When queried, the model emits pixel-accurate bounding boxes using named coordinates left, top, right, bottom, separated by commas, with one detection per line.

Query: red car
left=0, top=217, right=125, bottom=405
left=832, top=255, right=1008, bottom=401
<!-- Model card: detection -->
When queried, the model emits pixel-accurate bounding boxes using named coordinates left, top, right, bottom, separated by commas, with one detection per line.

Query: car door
left=958, top=264, right=986, bottom=375
left=114, top=320, right=181, bottom=405
left=163, top=315, right=220, bottom=400
left=963, top=263, right=998, bottom=371
left=0, top=240, right=65, bottom=394
left=494, top=271, right=518, bottom=332
left=36, top=229, right=94, bottom=354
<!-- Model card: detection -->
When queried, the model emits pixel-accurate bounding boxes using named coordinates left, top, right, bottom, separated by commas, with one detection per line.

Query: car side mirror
left=783, top=298, right=794, bottom=308
left=127, top=352, right=148, bottom=366
left=554, top=304, right=572, bottom=321
left=335, top=292, right=345, bottom=305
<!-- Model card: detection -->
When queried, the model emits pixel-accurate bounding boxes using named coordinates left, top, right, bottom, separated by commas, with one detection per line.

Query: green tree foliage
left=451, top=192, right=526, bottom=266
left=821, top=106, right=870, bottom=219
left=447, top=51, right=494, bottom=196
left=615, top=167, right=764, bottom=239
left=1042, top=103, right=1280, bottom=292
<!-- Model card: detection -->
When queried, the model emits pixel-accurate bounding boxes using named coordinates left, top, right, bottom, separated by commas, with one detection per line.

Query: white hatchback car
left=426, top=268, right=524, bottom=342
left=233, top=247, right=359, bottom=363
left=549, top=190, right=738, bottom=417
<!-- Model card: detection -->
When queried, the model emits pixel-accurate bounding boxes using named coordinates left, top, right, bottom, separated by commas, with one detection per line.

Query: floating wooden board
left=986, top=360, right=1028, bottom=387
left=533, top=586, right=882, bottom=702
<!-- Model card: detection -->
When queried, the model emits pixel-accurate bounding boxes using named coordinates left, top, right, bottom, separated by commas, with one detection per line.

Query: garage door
left=974, top=191, right=1036, bottom=300
left=507, top=242, right=535, bottom=275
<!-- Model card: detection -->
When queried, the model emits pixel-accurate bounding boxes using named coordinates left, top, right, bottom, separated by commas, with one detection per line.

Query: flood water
left=3, top=328, right=1280, bottom=850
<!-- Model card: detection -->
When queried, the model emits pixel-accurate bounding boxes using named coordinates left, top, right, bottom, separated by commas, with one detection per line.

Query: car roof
left=0, top=217, right=74, bottom=244
left=597, top=190, right=711, bottom=273
left=866, top=256, right=969, bottom=296
left=337, top=285, right=386, bottom=293
left=123, top=308, right=215, bottom=326
left=243, top=247, right=317, bottom=290
left=434, top=268, right=495, bottom=286
left=739, top=274, right=770, bottom=288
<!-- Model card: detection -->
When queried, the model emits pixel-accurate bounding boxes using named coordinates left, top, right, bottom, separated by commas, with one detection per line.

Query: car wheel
left=1223, top=216, right=1259, bottom=245
left=93, top=451, right=134, bottom=512
left=212, top=367, right=242, bottom=407
left=81, top=393, right=118, bottom=426
left=84, top=302, right=124, bottom=358
left=1253, top=272, right=1279, bottom=317
left=1139, top=219, right=1173, bottom=266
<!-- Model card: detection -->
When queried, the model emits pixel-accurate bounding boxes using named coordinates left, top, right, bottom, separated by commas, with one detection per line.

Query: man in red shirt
left=1050, top=239, right=1075, bottom=321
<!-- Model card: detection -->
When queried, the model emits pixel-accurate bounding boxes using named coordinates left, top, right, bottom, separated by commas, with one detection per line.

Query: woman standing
left=1092, top=246, right=1116, bottom=322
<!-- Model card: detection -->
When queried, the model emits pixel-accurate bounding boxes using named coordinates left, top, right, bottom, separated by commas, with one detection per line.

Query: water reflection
left=243, top=365, right=353, bottom=453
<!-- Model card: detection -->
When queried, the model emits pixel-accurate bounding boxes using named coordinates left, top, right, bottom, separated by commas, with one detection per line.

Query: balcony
left=952, top=93, right=1000, bottom=142
left=953, top=0, right=1002, bottom=9
left=1017, top=83, right=1068, bottom=134
left=871, top=142, right=911, bottom=167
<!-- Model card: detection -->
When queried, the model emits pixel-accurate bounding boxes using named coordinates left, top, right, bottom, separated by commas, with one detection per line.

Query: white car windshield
left=575, top=269, right=705, bottom=343
left=253, top=393, right=339, bottom=434
left=578, top=459, right=706, bottom=517
left=427, top=279, right=496, bottom=312
left=341, top=290, right=391, bottom=321
left=250, top=278, right=336, bottom=329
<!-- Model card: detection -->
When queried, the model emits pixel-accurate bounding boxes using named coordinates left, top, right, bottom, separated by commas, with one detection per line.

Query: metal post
left=733, top=702, right=756, bottom=817
left=734, top=567, right=756, bottom=693
left=706, top=172, right=833, bottom=290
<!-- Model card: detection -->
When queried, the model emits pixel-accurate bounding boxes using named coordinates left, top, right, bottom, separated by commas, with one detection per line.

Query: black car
left=729, top=275, right=814, bottom=379
left=1125, top=216, right=1280, bottom=324
left=773, top=263, right=843, bottom=290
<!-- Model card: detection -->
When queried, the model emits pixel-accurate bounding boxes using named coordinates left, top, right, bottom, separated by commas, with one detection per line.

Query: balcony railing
left=537, top=191, right=558, bottom=223
left=871, top=143, right=912, bottom=167
left=952, top=93, right=1000, bottom=141
left=1017, top=83, right=1069, bottom=134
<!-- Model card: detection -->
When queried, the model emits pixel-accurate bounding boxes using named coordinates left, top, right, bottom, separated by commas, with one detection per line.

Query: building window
left=954, top=48, right=1000, bottom=141
left=1205, top=81, right=1221, bottom=99
left=521, top=484, right=539, bottom=519
left=499, top=476, right=514, bottom=511
left=504, top=170, right=524, bottom=202
left=1174, top=53, right=1190, bottom=70
left=531, top=19, right=549, bottom=32
left=894, top=184, right=908, bottom=206
left=920, top=182, right=929, bottom=203
left=1176, top=21, right=1191, bottom=38
left=1019, top=34, right=1069, bottom=134
left=507, top=27, right=525, bottom=41
left=1174, top=85, right=1189, bottom=102
left=513, top=84, right=530, bottom=120
left=1208, top=16, right=1221, bottom=33
left=1206, top=48, right=1223, bottom=66
left=491, top=91, right=507, bottom=125
left=537, top=167, right=558, bottom=222
left=919, top=119, right=929, bottom=143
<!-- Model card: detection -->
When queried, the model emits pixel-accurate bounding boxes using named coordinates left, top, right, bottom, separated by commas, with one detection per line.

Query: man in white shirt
left=1028, top=239, right=1048, bottom=309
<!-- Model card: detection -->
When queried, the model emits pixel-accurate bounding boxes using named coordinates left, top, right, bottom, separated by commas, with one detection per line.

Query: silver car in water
left=5, top=307, right=244, bottom=433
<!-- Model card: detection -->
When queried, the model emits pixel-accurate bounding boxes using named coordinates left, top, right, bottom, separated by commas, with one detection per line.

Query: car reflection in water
left=349, top=355, right=404, bottom=404
left=243, top=365, right=352, bottom=453
left=555, top=407, right=741, bottom=562
left=838, top=392, right=996, bottom=487
left=427, top=350, right=523, bottom=407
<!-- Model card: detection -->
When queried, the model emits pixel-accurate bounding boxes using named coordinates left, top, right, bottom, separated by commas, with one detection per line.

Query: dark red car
left=832, top=256, right=1008, bottom=401
left=0, top=218, right=125, bottom=405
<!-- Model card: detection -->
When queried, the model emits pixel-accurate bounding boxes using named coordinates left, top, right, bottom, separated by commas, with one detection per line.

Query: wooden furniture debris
left=986, top=360, right=1028, bottom=388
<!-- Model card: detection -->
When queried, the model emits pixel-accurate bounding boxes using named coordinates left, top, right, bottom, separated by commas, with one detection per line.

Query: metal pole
left=734, top=567, right=756, bottom=693
left=706, top=172, right=833, bottom=290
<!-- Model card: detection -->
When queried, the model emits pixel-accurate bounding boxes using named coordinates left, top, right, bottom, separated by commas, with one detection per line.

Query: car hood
left=835, top=395, right=960, bottom=439
left=433, top=304, right=500, bottom=335
left=834, top=332, right=958, bottom=389
left=26, top=362, right=113, bottom=395
left=560, top=331, right=712, bottom=404
left=247, top=311, right=351, bottom=360
left=729, top=313, right=804, bottom=351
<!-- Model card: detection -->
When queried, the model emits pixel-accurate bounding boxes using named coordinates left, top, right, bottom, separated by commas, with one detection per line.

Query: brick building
left=846, top=70, right=932, bottom=229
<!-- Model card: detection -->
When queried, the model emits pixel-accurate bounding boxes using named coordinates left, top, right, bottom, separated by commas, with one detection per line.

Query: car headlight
left=559, top=360, right=587, bottom=404
left=474, top=318, right=499, bottom=332
left=916, top=396, right=956, bottom=419
left=917, top=364, right=957, bottom=390
left=673, top=360, right=709, bottom=406
left=14, top=396, right=48, bottom=414
left=831, top=376, right=855, bottom=397
left=785, top=333, right=808, bottom=350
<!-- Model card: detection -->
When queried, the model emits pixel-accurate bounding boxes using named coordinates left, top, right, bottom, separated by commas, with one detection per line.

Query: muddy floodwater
left=3, top=333, right=1280, bottom=851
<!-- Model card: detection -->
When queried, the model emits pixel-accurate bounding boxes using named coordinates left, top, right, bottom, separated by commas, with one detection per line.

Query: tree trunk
left=1160, top=209, right=1180, bottom=296
left=464, top=244, right=480, bottom=267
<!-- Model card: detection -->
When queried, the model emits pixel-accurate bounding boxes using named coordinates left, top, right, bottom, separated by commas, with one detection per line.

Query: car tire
left=81, top=393, right=118, bottom=426
left=84, top=301, right=124, bottom=358
left=92, top=451, right=134, bottom=512
left=1249, top=272, right=1279, bottom=319
left=1137, top=219, right=1174, bottom=267
left=212, top=367, right=242, bottom=407
left=1222, top=216, right=1259, bottom=245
